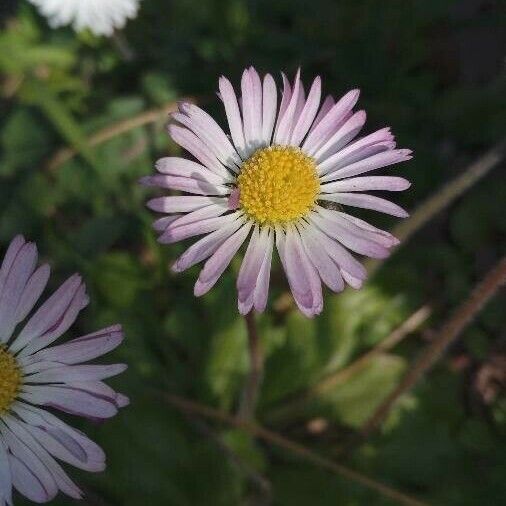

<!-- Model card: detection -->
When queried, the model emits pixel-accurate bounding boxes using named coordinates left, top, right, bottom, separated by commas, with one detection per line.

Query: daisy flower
left=0, top=236, right=128, bottom=504
left=27, top=0, right=141, bottom=36
left=142, top=68, right=413, bottom=317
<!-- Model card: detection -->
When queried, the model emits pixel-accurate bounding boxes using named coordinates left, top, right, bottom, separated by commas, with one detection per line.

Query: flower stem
left=238, top=312, right=264, bottom=421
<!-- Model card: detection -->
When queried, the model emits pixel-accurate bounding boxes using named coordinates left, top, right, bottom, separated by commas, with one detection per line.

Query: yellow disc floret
left=0, top=346, right=21, bottom=414
left=237, top=146, right=320, bottom=225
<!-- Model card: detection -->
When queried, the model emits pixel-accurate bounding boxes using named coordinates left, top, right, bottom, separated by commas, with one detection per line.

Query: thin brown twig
left=265, top=305, right=432, bottom=424
left=185, top=415, right=272, bottom=503
left=358, top=256, right=506, bottom=441
left=367, top=138, right=506, bottom=276
left=46, top=100, right=192, bottom=172
left=238, top=312, right=264, bottom=421
left=160, top=391, right=429, bottom=506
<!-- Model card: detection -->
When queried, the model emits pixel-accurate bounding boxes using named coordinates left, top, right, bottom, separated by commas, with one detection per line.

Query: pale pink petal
left=317, top=207, right=398, bottom=247
left=163, top=203, right=229, bottom=229
left=194, top=222, right=252, bottom=296
left=25, top=364, right=126, bottom=384
left=274, top=73, right=292, bottom=135
left=159, top=211, right=242, bottom=245
left=261, top=74, right=277, bottom=145
left=168, top=124, right=231, bottom=179
left=237, top=227, right=268, bottom=313
left=341, top=269, right=364, bottom=289
left=140, top=175, right=230, bottom=196
left=0, top=241, right=38, bottom=343
left=290, top=76, right=322, bottom=146
left=147, top=195, right=224, bottom=214
left=219, top=76, right=247, bottom=158
left=20, top=385, right=119, bottom=420
left=14, top=265, right=51, bottom=327
left=320, top=176, right=410, bottom=193
left=274, top=69, right=302, bottom=145
left=300, top=222, right=367, bottom=281
left=177, top=102, right=241, bottom=169
left=12, top=403, right=106, bottom=470
left=248, top=67, right=263, bottom=146
left=322, top=148, right=413, bottom=180
left=298, top=224, right=344, bottom=293
left=252, top=230, right=274, bottom=313
left=302, top=89, right=360, bottom=155
left=152, top=216, right=179, bottom=232
left=276, top=227, right=318, bottom=317
left=320, top=193, right=409, bottom=218
left=318, top=127, right=395, bottom=173
left=337, top=212, right=400, bottom=247
left=0, top=235, right=25, bottom=296
left=308, top=94, right=335, bottom=135
left=1, top=424, right=58, bottom=502
left=155, top=156, right=231, bottom=184
left=309, top=210, right=390, bottom=259
left=0, top=439, right=12, bottom=505
left=12, top=275, right=87, bottom=355
left=241, top=68, right=261, bottom=152
left=172, top=215, right=246, bottom=272
left=314, top=110, right=367, bottom=162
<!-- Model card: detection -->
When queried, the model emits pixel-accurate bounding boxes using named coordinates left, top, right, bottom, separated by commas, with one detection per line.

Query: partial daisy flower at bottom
left=142, top=68, right=413, bottom=317
left=0, top=236, right=128, bottom=504
left=27, top=0, right=141, bottom=36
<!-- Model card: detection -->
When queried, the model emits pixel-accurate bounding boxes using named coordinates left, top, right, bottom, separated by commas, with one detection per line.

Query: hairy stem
left=238, top=312, right=264, bottom=421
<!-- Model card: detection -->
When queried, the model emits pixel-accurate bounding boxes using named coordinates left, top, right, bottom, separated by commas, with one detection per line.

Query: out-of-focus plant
left=0, top=12, right=97, bottom=167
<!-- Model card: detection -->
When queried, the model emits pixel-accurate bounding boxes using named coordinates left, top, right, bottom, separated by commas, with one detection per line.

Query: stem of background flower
left=366, top=137, right=506, bottom=276
left=238, top=312, right=264, bottom=421
left=355, top=255, right=506, bottom=444
left=111, top=31, right=136, bottom=62
left=160, top=391, right=429, bottom=506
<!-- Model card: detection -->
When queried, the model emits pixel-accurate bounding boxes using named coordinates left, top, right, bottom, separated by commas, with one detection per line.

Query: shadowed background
left=1, top=0, right=505, bottom=504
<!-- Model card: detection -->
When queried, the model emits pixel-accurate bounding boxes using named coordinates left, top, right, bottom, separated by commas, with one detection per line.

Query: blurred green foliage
left=1, top=0, right=505, bottom=504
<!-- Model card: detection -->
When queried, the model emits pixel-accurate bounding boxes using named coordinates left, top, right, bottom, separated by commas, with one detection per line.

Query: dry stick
left=359, top=256, right=506, bottom=441
left=161, top=392, right=429, bottom=506
left=46, top=100, right=191, bottom=172
left=266, top=305, right=432, bottom=424
left=185, top=415, right=272, bottom=502
left=367, top=138, right=506, bottom=276
left=239, top=312, right=264, bottom=421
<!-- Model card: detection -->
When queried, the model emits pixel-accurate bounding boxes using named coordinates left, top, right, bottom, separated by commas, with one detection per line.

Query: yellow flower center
left=0, top=346, right=21, bottom=414
left=237, top=146, right=320, bottom=225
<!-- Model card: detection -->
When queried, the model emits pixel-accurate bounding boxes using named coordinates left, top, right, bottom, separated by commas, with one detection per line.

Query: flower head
left=0, top=236, right=128, bottom=504
left=143, top=68, right=412, bottom=317
left=28, top=0, right=141, bottom=36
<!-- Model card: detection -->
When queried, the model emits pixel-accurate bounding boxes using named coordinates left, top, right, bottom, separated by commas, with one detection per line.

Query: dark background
left=1, top=0, right=505, bottom=504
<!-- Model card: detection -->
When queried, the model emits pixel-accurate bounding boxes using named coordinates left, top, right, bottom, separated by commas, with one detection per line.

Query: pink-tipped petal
left=219, top=76, right=247, bottom=158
